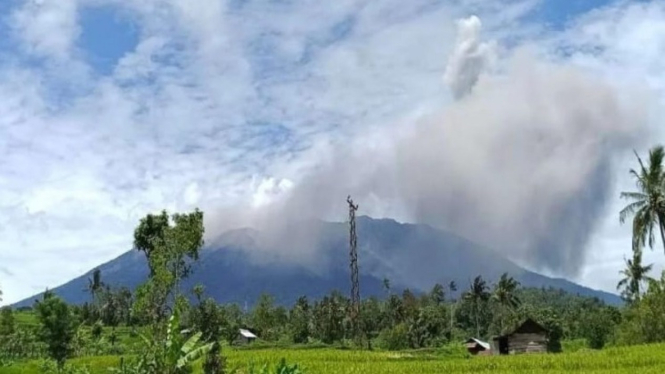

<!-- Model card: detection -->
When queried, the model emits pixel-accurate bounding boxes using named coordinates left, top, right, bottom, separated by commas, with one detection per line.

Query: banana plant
left=110, top=308, right=214, bottom=374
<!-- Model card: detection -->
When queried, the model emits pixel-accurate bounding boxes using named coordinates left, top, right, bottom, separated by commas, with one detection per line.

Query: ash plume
left=443, top=15, right=496, bottom=100
left=207, top=16, right=651, bottom=278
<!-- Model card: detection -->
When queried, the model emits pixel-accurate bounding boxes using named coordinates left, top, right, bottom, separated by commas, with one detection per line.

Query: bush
left=375, top=323, right=410, bottom=351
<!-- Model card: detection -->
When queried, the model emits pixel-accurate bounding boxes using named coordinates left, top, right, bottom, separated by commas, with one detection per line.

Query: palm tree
left=383, top=278, right=391, bottom=295
left=617, top=248, right=654, bottom=303
left=193, top=284, right=205, bottom=304
left=463, top=276, right=490, bottom=338
left=83, top=269, right=104, bottom=321
left=448, top=281, right=457, bottom=334
left=430, top=283, right=445, bottom=305
left=620, top=146, right=665, bottom=254
left=492, top=273, right=521, bottom=332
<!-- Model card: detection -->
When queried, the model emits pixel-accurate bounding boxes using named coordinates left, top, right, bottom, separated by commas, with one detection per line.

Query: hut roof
left=494, top=318, right=548, bottom=339
left=465, top=338, right=490, bottom=350
left=239, top=329, right=257, bottom=339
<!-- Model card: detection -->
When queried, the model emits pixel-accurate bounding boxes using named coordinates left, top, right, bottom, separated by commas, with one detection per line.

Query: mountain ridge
left=13, top=216, right=622, bottom=308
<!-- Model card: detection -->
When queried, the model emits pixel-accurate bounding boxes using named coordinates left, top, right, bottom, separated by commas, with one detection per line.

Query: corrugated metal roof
left=239, top=329, right=257, bottom=338
left=466, top=338, right=490, bottom=350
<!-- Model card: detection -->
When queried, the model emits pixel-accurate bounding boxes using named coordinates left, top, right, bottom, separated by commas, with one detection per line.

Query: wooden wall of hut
left=506, top=333, right=547, bottom=354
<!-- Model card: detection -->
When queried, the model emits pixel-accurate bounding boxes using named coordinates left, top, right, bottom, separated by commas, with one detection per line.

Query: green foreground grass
left=4, top=343, right=665, bottom=374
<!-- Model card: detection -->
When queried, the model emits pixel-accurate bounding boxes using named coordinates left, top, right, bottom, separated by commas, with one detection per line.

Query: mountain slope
left=13, top=216, right=622, bottom=307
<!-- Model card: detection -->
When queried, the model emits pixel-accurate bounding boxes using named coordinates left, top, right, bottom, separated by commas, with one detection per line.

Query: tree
left=448, top=281, right=457, bottom=335
left=132, top=209, right=205, bottom=327
left=617, top=270, right=665, bottom=345
left=34, top=292, right=77, bottom=369
left=429, top=284, right=445, bottom=306
left=251, top=293, right=278, bottom=340
left=617, top=248, right=654, bottom=303
left=359, top=297, right=383, bottom=349
left=193, top=285, right=205, bottom=304
left=383, top=278, right=391, bottom=295
left=289, top=296, right=311, bottom=344
left=85, top=269, right=104, bottom=311
left=220, top=304, right=244, bottom=345
left=0, top=306, right=15, bottom=336
left=620, top=145, right=665, bottom=254
left=193, top=298, right=223, bottom=343
left=312, top=291, right=347, bottom=344
left=463, top=276, right=490, bottom=338
left=202, top=341, right=225, bottom=374
left=492, top=273, right=521, bottom=332
left=579, top=307, right=617, bottom=349
left=119, top=308, right=214, bottom=374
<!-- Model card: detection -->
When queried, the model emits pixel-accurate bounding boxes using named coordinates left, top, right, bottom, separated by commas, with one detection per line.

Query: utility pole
left=347, top=195, right=360, bottom=337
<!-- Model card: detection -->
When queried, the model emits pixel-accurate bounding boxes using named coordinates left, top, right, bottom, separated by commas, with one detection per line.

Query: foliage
left=243, top=358, right=306, bottom=374
left=1, top=306, right=16, bottom=335
left=220, top=305, right=244, bottom=345
left=311, top=291, right=347, bottom=344
left=111, top=308, right=213, bottom=374
left=132, top=209, right=205, bottom=327
left=617, top=248, right=654, bottom=303
left=38, top=359, right=91, bottom=374
left=617, top=271, right=665, bottom=345
left=462, top=276, right=490, bottom=338
left=288, top=297, right=311, bottom=345
left=375, top=323, right=410, bottom=351
left=202, top=342, right=226, bottom=374
left=34, top=292, right=78, bottom=368
left=619, top=145, right=665, bottom=254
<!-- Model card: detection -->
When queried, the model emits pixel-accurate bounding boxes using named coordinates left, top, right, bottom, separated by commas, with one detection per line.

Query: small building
left=491, top=318, right=549, bottom=355
left=235, top=328, right=258, bottom=345
left=465, top=338, right=491, bottom=356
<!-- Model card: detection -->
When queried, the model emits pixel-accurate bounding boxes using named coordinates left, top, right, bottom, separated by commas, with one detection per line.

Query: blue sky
left=1, top=0, right=665, bottom=305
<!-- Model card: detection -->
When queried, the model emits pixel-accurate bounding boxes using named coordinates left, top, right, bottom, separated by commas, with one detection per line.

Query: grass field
left=3, top=343, right=665, bottom=373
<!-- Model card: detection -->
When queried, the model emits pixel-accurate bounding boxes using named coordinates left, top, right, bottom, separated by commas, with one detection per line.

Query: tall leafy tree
left=34, top=292, right=77, bottom=369
left=492, top=273, right=521, bottom=332
left=220, top=304, right=244, bottom=345
left=429, top=284, right=445, bottom=306
left=0, top=306, right=15, bottom=336
left=463, top=276, right=490, bottom=338
left=312, top=291, right=348, bottom=344
left=132, top=208, right=205, bottom=327
left=617, top=249, right=654, bottom=303
left=289, top=296, right=311, bottom=344
left=620, top=145, right=665, bottom=254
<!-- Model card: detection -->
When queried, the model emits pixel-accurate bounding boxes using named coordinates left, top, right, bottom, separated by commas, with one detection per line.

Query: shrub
left=375, top=323, right=410, bottom=351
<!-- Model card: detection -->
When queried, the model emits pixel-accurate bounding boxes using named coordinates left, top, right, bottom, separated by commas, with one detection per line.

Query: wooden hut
left=490, top=318, right=549, bottom=355
left=235, top=328, right=258, bottom=345
left=465, top=338, right=491, bottom=356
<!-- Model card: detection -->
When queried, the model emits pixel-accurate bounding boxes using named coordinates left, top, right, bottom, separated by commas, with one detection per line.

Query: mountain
left=13, top=216, right=622, bottom=308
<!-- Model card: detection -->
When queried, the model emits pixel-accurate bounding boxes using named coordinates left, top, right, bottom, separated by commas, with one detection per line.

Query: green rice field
left=3, top=343, right=665, bottom=373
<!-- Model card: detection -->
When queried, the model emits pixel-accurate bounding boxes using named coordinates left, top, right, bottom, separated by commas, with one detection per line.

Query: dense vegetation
left=4, top=145, right=665, bottom=373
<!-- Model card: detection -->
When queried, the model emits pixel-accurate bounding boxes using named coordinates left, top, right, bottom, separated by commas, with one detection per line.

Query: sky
left=1, top=0, right=665, bottom=305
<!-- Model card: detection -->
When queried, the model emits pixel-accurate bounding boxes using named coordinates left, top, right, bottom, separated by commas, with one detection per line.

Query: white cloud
left=11, top=0, right=80, bottom=60
left=1, top=0, right=665, bottom=304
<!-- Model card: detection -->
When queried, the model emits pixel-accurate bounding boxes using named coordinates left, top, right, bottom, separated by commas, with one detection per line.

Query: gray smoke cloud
left=206, top=16, right=651, bottom=277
